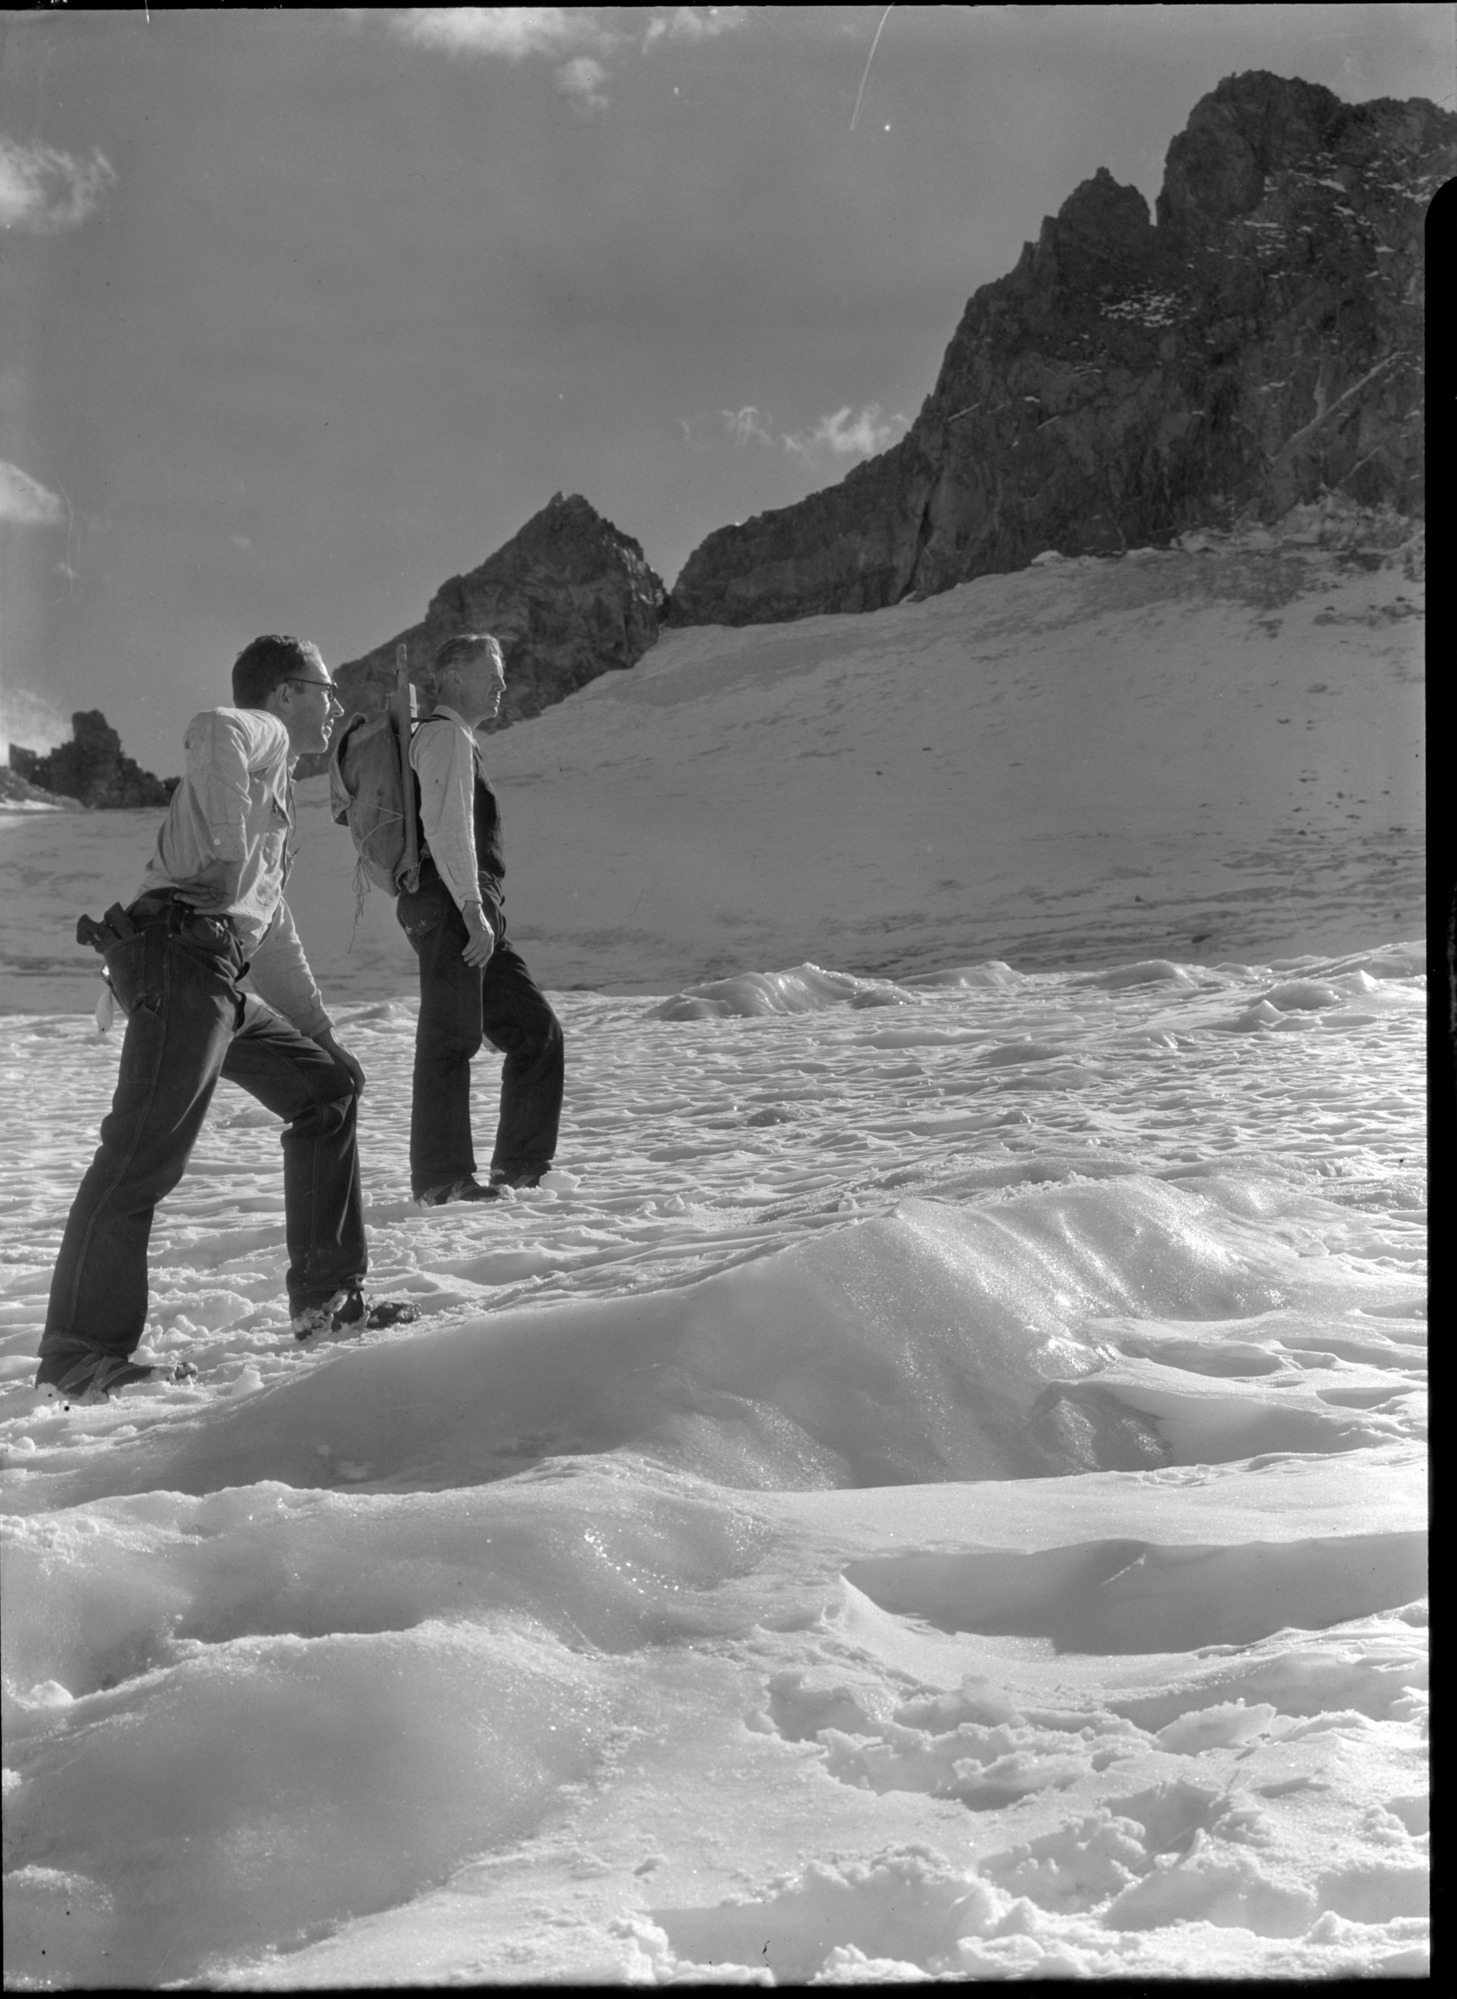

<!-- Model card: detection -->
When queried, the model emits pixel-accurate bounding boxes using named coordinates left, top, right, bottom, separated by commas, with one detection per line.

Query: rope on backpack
left=346, top=808, right=408, bottom=950
left=348, top=856, right=370, bottom=948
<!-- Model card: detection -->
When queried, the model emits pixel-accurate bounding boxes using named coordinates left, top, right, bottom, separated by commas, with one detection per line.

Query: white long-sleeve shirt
left=410, top=705, right=496, bottom=917
left=135, top=707, right=332, bottom=1037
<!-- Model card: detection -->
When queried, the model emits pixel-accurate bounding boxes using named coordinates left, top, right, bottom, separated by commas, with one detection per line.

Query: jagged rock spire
left=332, top=493, right=666, bottom=737
left=668, top=72, right=1451, bottom=628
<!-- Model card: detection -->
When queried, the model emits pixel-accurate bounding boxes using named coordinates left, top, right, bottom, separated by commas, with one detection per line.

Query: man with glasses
left=34, top=634, right=416, bottom=1402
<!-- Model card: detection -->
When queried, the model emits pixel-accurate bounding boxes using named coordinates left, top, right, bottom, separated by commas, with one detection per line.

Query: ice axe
left=392, top=642, right=422, bottom=896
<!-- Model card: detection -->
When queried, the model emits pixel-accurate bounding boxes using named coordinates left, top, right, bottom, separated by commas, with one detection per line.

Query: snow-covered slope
left=0, top=510, right=1424, bottom=1015
left=0, top=512, right=1426, bottom=1986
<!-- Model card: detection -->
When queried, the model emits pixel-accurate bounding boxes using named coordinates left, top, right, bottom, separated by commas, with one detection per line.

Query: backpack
left=328, top=705, right=423, bottom=912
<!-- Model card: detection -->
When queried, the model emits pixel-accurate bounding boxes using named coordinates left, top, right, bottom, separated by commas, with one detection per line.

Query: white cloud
left=555, top=54, right=610, bottom=116
left=785, top=404, right=909, bottom=460
left=715, top=403, right=909, bottom=463
left=384, top=7, right=753, bottom=109
left=0, top=135, right=116, bottom=233
left=389, top=8, right=598, bottom=61
left=722, top=405, right=777, bottom=449
left=0, top=459, right=65, bottom=526
left=644, top=7, right=750, bottom=49
left=0, top=686, right=72, bottom=759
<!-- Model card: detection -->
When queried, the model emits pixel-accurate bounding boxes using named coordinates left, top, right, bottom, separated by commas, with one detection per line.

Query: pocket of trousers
left=180, top=914, right=238, bottom=954
left=175, top=918, right=245, bottom=984
left=102, top=931, right=161, bottom=1018
left=397, top=882, right=446, bottom=943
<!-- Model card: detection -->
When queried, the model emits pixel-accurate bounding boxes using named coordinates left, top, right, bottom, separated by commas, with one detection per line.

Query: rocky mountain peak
left=1025, top=166, right=1158, bottom=294
left=668, top=72, right=1452, bottom=629
left=1156, top=70, right=1344, bottom=239
left=323, top=73, right=1447, bottom=726
left=7, top=711, right=175, bottom=810
left=325, top=492, right=666, bottom=754
left=495, top=489, right=651, bottom=580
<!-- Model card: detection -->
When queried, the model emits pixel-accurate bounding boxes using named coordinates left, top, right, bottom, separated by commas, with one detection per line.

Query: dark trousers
left=395, top=877, right=563, bottom=1195
left=41, top=901, right=365, bottom=1360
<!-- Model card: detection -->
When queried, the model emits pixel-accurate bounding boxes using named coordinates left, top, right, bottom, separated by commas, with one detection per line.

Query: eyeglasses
left=280, top=678, right=342, bottom=701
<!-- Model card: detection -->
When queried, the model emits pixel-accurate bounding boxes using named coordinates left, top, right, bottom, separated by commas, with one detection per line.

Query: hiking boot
left=488, top=1167, right=548, bottom=1191
left=291, top=1287, right=421, bottom=1342
left=34, top=1341, right=200, bottom=1401
left=417, top=1176, right=502, bottom=1207
left=334, top=1290, right=421, bottom=1331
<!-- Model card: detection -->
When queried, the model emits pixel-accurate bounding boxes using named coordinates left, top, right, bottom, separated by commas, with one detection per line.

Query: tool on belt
left=76, top=891, right=197, bottom=952
left=75, top=905, right=145, bottom=1035
left=76, top=904, right=143, bottom=952
left=76, top=898, right=238, bottom=1039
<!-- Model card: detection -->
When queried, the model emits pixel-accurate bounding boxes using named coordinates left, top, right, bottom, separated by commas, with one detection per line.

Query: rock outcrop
left=330, top=491, right=666, bottom=737
left=0, top=766, right=83, bottom=811
left=8, top=712, right=176, bottom=809
left=668, top=72, right=1451, bottom=626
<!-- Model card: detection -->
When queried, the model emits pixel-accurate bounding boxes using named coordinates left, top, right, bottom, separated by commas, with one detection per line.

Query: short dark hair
left=232, top=634, right=326, bottom=708
left=433, top=631, right=502, bottom=677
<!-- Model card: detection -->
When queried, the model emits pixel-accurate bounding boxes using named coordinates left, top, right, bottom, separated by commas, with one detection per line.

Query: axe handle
left=393, top=643, right=421, bottom=884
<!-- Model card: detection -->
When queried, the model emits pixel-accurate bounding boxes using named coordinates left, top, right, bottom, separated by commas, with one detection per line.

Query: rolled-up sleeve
left=189, top=713, right=253, bottom=852
left=139, top=709, right=293, bottom=943
left=162, top=712, right=255, bottom=904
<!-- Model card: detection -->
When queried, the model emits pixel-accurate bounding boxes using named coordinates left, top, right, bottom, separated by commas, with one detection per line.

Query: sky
left=0, top=3, right=1450, bottom=774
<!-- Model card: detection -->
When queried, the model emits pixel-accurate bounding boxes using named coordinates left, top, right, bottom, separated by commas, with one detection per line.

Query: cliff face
left=332, top=492, right=666, bottom=733
left=668, top=72, right=1451, bottom=626
left=8, top=712, right=176, bottom=809
left=0, top=767, right=84, bottom=811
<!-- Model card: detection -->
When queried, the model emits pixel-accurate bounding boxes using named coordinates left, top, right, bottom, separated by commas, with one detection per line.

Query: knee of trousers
left=330, top=1062, right=362, bottom=1102
left=416, top=1009, right=486, bottom=1061
left=290, top=1087, right=358, bottom=1141
left=316, top=1063, right=362, bottom=1111
left=509, top=1012, right=563, bottom=1067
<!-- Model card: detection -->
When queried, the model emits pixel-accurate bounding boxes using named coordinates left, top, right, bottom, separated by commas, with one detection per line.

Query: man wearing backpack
left=397, top=631, right=564, bottom=1205
left=34, top=634, right=418, bottom=1402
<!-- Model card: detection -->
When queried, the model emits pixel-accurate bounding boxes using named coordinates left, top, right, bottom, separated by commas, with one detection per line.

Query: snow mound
left=649, top=963, right=912, bottom=1020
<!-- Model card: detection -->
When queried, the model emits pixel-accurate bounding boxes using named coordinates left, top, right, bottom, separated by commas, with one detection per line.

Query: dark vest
left=469, top=760, right=505, bottom=902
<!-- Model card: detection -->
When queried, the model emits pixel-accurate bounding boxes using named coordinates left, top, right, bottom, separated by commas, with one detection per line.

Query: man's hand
left=462, top=906, right=495, bottom=969
left=314, top=1027, right=367, bottom=1095
left=171, top=861, right=242, bottom=914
